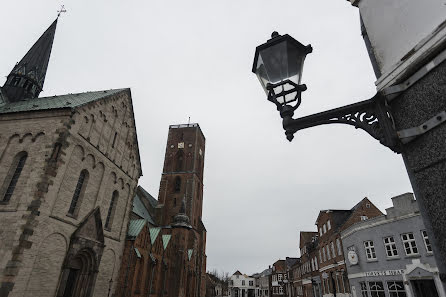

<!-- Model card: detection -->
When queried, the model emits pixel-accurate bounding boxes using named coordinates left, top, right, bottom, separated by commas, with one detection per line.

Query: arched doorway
left=60, top=249, right=98, bottom=297
left=56, top=208, right=105, bottom=297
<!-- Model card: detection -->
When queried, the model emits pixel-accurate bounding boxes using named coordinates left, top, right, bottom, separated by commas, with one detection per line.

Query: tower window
left=105, top=190, right=119, bottom=230
left=68, top=170, right=89, bottom=216
left=175, top=151, right=184, bottom=172
left=23, top=80, right=33, bottom=92
left=174, top=176, right=181, bottom=192
left=11, top=76, right=21, bottom=87
left=2, top=152, right=27, bottom=202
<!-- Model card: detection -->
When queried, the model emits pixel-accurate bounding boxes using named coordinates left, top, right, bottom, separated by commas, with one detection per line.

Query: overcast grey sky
left=1, top=0, right=413, bottom=276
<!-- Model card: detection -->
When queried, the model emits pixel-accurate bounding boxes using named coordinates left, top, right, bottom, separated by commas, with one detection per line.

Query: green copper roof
left=127, top=219, right=147, bottom=238
left=132, top=194, right=155, bottom=225
left=0, top=88, right=128, bottom=114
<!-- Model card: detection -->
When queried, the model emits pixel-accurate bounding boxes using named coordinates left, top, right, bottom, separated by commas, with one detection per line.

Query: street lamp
left=252, top=32, right=401, bottom=153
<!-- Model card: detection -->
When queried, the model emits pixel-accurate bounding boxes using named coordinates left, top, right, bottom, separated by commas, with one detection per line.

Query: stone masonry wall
left=0, top=89, right=141, bottom=297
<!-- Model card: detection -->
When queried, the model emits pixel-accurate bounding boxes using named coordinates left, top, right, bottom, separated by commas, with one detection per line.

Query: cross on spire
left=57, top=5, right=67, bottom=18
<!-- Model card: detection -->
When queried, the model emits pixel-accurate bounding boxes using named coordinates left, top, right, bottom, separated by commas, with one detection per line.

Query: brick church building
left=0, top=19, right=142, bottom=297
left=115, top=123, right=207, bottom=297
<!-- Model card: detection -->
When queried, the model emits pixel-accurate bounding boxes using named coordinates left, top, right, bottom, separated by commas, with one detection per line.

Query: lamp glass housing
left=253, top=34, right=311, bottom=105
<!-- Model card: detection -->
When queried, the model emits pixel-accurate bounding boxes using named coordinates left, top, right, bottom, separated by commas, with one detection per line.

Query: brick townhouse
left=287, top=198, right=384, bottom=297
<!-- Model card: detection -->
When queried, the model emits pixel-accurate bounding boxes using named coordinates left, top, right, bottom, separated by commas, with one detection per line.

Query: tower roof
left=2, top=19, right=58, bottom=102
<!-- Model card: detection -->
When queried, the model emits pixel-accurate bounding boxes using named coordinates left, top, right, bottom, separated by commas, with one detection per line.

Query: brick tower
left=158, top=123, right=205, bottom=229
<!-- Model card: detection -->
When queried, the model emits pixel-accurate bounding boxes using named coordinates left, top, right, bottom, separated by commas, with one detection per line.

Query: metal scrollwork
left=328, top=110, right=385, bottom=143
left=282, top=94, right=401, bottom=153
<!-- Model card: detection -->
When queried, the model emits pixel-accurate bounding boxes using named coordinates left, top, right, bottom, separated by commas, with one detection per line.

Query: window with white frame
left=331, top=242, right=336, bottom=258
left=359, top=282, right=369, bottom=297
left=421, top=230, right=433, bottom=253
left=335, top=273, right=340, bottom=293
left=279, top=286, right=283, bottom=294
left=249, top=281, right=254, bottom=286
left=319, top=250, right=322, bottom=263
left=369, top=281, right=385, bottom=297
left=387, top=281, right=406, bottom=297
left=336, top=238, right=342, bottom=256
left=323, top=246, right=326, bottom=262
left=314, top=257, right=318, bottom=270
left=242, top=280, right=245, bottom=286
left=323, top=224, right=327, bottom=233
left=320, top=228, right=323, bottom=236
left=311, top=259, right=314, bottom=271
left=360, top=215, right=368, bottom=221
left=364, top=241, right=377, bottom=260
left=278, top=274, right=282, bottom=281
left=327, top=220, right=331, bottom=230
left=401, top=233, right=418, bottom=255
left=326, top=245, right=331, bottom=260
left=383, top=236, right=398, bottom=258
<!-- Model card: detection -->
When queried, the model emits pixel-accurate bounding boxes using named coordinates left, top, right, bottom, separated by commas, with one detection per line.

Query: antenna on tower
left=188, top=116, right=191, bottom=126
left=57, top=5, right=67, bottom=18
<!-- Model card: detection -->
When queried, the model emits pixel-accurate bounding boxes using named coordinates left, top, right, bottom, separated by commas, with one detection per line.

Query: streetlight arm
left=280, top=93, right=402, bottom=153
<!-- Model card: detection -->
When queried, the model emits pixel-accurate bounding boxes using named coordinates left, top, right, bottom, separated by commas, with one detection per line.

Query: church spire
left=2, top=19, right=58, bottom=102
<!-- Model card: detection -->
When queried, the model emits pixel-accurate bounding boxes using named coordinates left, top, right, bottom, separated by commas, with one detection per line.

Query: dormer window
left=323, top=224, right=327, bottom=233
left=327, top=220, right=331, bottom=230
left=11, top=76, right=21, bottom=87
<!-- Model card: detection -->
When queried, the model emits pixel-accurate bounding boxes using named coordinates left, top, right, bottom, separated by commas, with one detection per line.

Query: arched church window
left=2, top=152, right=27, bottom=202
left=174, top=176, right=181, bottom=192
left=112, top=132, right=118, bottom=148
left=50, top=142, right=62, bottom=162
left=135, top=255, right=144, bottom=293
left=68, top=169, right=89, bottom=216
left=105, top=190, right=119, bottom=230
left=175, top=151, right=184, bottom=172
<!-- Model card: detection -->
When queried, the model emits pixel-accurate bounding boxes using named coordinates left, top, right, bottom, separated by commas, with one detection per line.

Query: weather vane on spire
left=57, top=5, right=67, bottom=18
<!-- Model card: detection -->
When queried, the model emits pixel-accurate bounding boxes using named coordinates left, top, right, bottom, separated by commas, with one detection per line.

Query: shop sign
left=365, top=269, right=404, bottom=277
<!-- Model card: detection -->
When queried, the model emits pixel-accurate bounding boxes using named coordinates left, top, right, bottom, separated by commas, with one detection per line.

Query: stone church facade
left=0, top=19, right=141, bottom=297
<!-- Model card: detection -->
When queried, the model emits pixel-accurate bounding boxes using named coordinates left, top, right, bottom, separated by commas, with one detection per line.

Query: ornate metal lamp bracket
left=279, top=93, right=402, bottom=153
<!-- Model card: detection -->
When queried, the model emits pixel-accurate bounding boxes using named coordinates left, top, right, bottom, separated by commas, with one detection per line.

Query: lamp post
left=252, top=32, right=446, bottom=283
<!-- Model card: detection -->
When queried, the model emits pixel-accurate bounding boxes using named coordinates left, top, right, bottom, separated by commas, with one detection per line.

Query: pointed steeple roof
left=2, top=19, right=58, bottom=102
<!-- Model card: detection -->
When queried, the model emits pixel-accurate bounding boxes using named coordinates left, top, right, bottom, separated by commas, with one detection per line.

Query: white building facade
left=229, top=271, right=256, bottom=297
left=341, top=193, right=445, bottom=297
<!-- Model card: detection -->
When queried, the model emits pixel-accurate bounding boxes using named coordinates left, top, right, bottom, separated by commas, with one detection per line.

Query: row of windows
left=362, top=231, right=432, bottom=261
left=238, top=280, right=254, bottom=286
left=319, top=220, right=332, bottom=236
left=321, top=273, right=349, bottom=295
left=255, top=289, right=269, bottom=297
left=272, top=273, right=285, bottom=282
left=272, top=286, right=284, bottom=295
left=360, top=281, right=406, bottom=297
left=8, top=75, right=39, bottom=96
left=319, top=238, right=343, bottom=264
left=1, top=151, right=120, bottom=231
